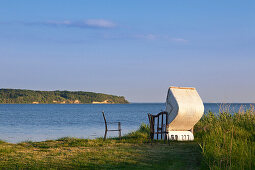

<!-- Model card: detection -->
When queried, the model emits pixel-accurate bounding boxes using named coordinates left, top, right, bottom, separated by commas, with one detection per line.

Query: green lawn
left=0, top=138, right=202, bottom=169
left=0, top=124, right=203, bottom=169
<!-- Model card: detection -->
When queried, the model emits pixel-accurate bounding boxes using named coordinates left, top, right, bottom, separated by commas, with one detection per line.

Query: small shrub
left=121, top=123, right=150, bottom=143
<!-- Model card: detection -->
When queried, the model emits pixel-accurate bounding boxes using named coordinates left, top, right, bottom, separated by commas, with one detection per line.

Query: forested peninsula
left=0, top=89, right=129, bottom=104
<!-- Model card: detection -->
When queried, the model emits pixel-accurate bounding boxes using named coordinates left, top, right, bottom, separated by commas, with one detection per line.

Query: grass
left=0, top=105, right=254, bottom=169
left=194, top=105, right=255, bottom=170
left=0, top=124, right=202, bottom=169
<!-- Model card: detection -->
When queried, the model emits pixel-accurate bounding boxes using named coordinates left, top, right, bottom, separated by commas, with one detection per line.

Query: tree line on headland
left=0, top=89, right=129, bottom=104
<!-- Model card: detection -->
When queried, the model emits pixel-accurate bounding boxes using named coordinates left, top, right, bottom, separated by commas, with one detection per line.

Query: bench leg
left=118, top=122, right=121, bottom=139
left=104, top=130, right=107, bottom=140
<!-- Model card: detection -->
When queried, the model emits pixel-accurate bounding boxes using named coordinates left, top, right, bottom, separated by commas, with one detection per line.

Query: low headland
left=0, top=105, right=254, bottom=169
left=0, top=89, right=129, bottom=104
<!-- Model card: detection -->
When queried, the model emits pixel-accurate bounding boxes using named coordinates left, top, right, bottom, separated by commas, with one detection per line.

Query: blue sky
left=0, top=0, right=254, bottom=102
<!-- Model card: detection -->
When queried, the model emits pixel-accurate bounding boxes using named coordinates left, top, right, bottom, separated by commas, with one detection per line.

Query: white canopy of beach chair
left=166, top=86, right=204, bottom=132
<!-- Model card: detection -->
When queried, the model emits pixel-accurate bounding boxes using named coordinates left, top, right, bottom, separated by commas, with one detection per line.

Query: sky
left=0, top=0, right=255, bottom=103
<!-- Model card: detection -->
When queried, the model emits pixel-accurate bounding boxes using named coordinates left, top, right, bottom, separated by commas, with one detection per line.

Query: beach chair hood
left=166, top=87, right=204, bottom=131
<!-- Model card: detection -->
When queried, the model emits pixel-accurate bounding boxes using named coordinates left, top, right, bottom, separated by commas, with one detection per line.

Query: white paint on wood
left=166, top=86, right=204, bottom=131
left=167, top=131, right=194, bottom=141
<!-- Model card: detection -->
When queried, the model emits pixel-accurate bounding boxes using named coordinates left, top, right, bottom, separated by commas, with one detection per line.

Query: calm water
left=0, top=103, right=253, bottom=143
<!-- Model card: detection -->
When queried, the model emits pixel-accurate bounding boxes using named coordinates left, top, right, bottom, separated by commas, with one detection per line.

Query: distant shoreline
left=0, top=89, right=129, bottom=104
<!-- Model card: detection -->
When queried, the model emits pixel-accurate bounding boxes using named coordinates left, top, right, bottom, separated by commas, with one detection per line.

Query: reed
left=195, top=105, right=255, bottom=170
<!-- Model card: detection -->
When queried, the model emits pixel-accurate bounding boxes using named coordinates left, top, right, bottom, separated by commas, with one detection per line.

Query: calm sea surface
left=0, top=103, right=253, bottom=143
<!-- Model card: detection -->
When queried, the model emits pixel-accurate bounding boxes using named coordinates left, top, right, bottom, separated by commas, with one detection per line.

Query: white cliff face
left=166, top=87, right=204, bottom=131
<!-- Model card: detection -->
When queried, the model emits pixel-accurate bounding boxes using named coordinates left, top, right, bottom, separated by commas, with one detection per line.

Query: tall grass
left=195, top=105, right=255, bottom=170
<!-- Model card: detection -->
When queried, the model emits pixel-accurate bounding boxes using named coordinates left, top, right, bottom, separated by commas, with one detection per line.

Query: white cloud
left=134, top=34, right=188, bottom=43
left=84, top=19, right=115, bottom=28
left=171, top=38, right=188, bottom=43
left=28, top=19, right=116, bottom=29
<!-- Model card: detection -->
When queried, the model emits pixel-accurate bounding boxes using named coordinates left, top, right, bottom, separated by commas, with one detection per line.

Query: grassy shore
left=0, top=105, right=254, bottom=169
left=0, top=124, right=202, bottom=169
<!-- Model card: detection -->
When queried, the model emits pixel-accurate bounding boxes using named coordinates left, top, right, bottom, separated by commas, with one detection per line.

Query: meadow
left=0, top=105, right=254, bottom=169
left=0, top=125, right=202, bottom=169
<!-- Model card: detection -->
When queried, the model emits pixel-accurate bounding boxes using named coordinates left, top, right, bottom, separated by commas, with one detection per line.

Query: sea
left=0, top=103, right=253, bottom=143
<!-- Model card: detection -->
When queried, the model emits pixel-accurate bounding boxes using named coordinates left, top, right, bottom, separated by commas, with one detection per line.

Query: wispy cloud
left=134, top=34, right=158, bottom=40
left=134, top=34, right=188, bottom=43
left=25, top=19, right=116, bottom=29
left=171, top=38, right=188, bottom=43
left=3, top=20, right=189, bottom=44
left=85, top=19, right=115, bottom=28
